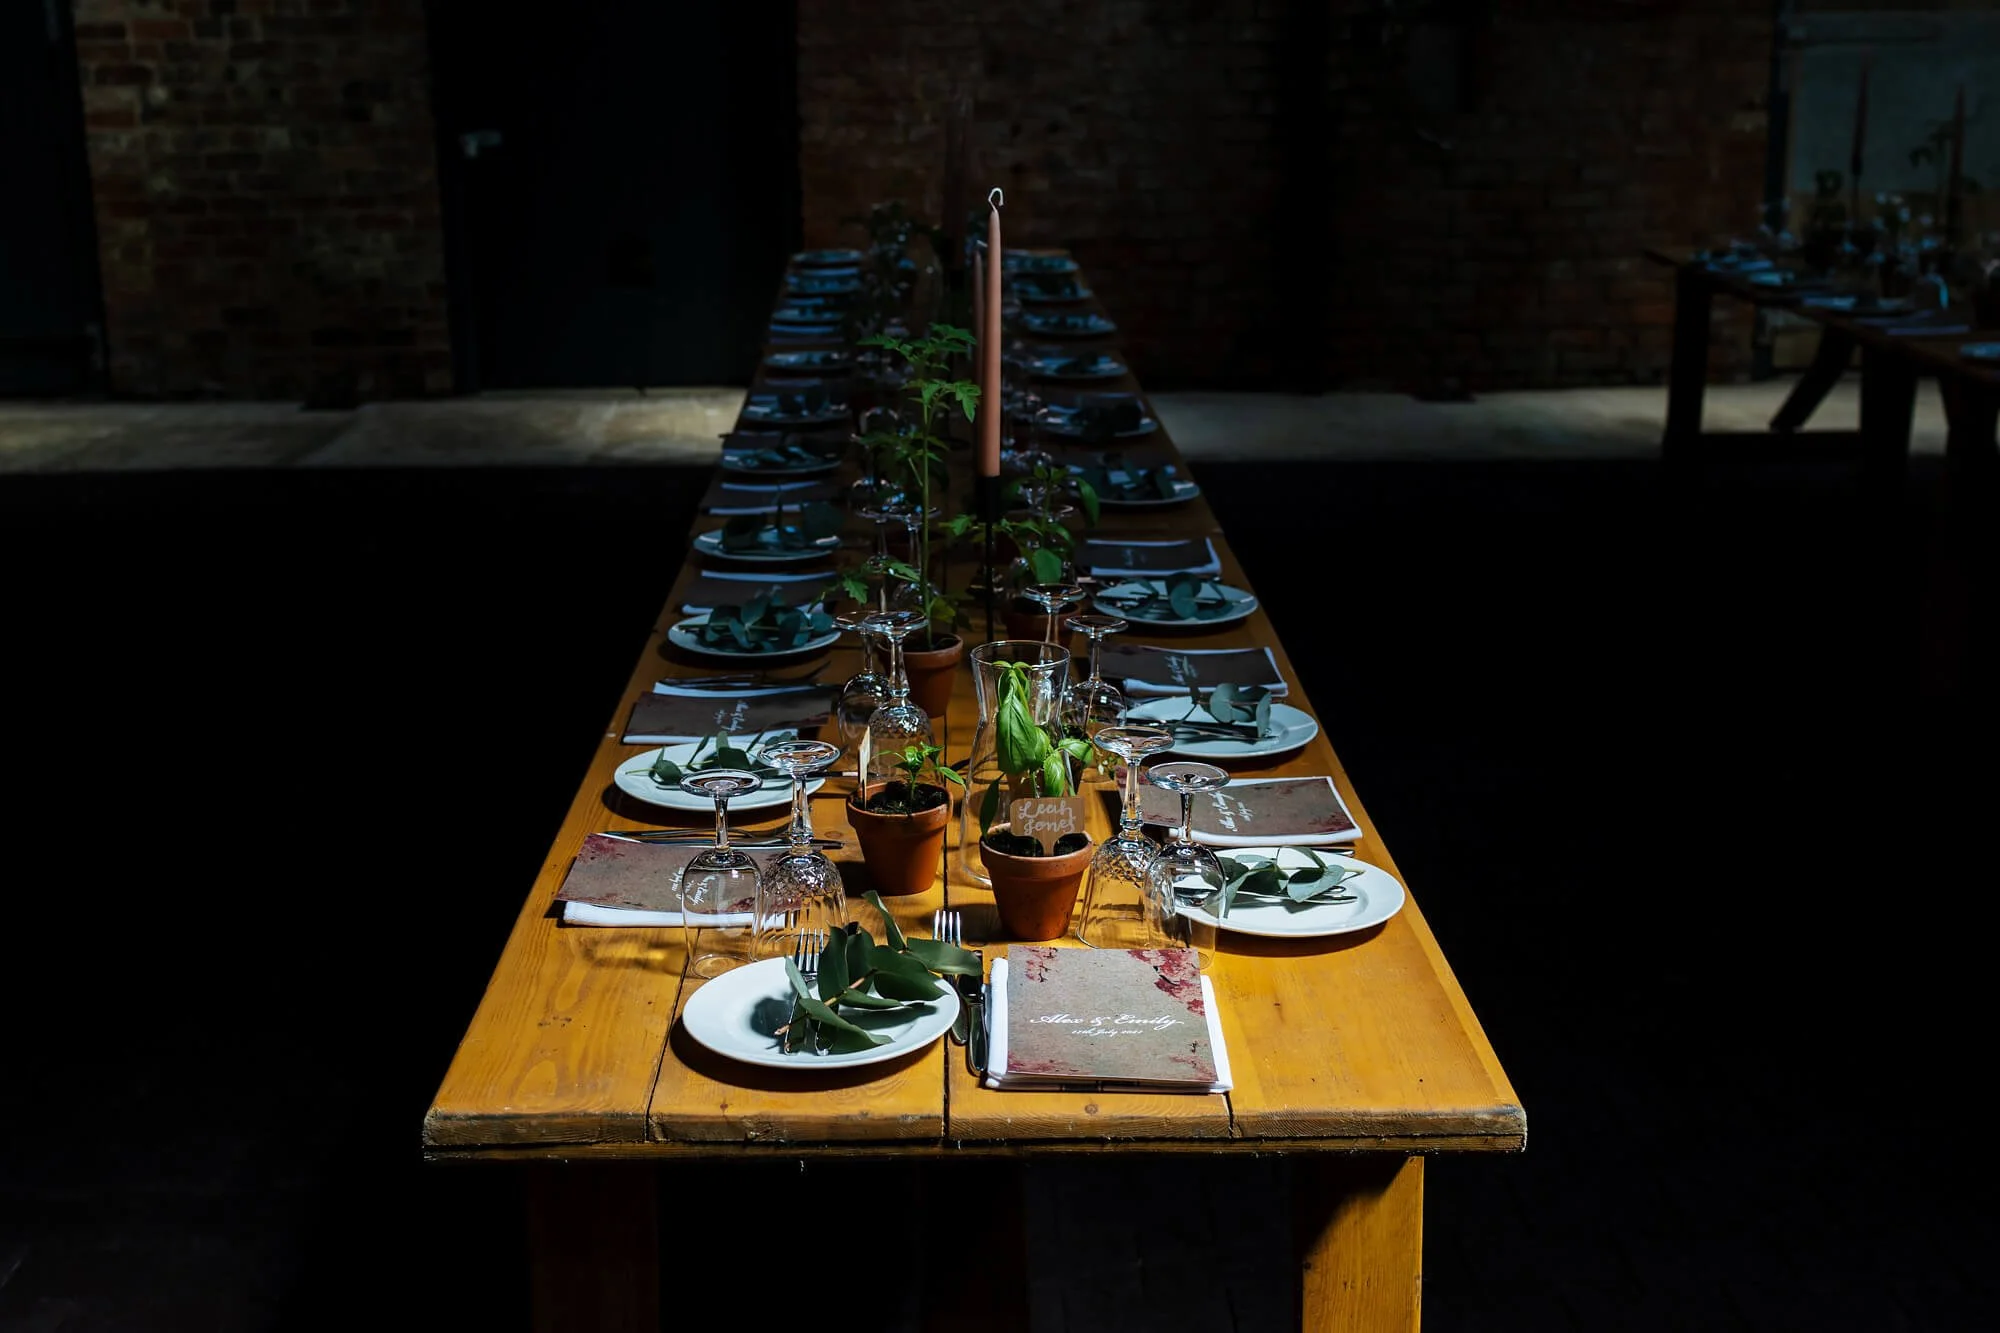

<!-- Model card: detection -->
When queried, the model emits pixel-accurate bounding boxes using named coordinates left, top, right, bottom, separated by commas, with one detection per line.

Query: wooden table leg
left=1662, top=266, right=1713, bottom=465
left=1292, top=1155, right=1424, bottom=1332
left=1858, top=347, right=1919, bottom=496
left=527, top=1164, right=658, bottom=1333
left=1770, top=326, right=1856, bottom=433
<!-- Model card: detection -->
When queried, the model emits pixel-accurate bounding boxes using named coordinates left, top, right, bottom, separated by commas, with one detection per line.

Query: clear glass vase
left=957, top=640, right=1071, bottom=887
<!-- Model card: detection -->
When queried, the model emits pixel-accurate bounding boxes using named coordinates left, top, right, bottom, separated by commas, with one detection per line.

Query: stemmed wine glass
left=832, top=611, right=888, bottom=757
left=674, top=769, right=767, bottom=978
left=849, top=406, right=902, bottom=510
left=752, top=738, right=845, bottom=961
left=1063, top=612, right=1128, bottom=731
left=1022, top=581, right=1086, bottom=647
left=861, top=609, right=934, bottom=788
left=1141, top=761, right=1232, bottom=970
left=1074, top=724, right=1179, bottom=950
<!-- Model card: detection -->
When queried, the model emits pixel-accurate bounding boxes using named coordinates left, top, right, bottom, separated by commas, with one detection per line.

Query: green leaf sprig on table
left=694, top=592, right=835, bottom=653
left=1070, top=457, right=1187, bottom=504
left=625, top=730, right=787, bottom=788
left=1211, top=851, right=1363, bottom=919
left=718, top=499, right=845, bottom=553
left=724, top=438, right=843, bottom=471
left=1167, top=683, right=1275, bottom=742
left=1095, top=573, right=1252, bottom=622
left=781, top=890, right=981, bottom=1055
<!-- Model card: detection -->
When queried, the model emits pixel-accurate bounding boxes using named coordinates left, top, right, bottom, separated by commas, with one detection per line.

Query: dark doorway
left=0, top=0, right=105, bottom=397
left=426, top=1, right=800, bottom=394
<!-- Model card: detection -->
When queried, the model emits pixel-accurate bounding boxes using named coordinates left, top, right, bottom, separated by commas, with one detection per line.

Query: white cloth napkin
left=981, top=957, right=1233, bottom=1093
left=1083, top=537, right=1221, bottom=577
left=561, top=903, right=783, bottom=928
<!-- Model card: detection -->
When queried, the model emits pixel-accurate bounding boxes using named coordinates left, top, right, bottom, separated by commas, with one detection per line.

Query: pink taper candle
left=970, top=244, right=986, bottom=458
left=978, top=188, right=1004, bottom=479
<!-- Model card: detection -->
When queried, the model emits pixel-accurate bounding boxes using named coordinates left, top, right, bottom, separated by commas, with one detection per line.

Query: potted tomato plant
left=846, top=741, right=966, bottom=897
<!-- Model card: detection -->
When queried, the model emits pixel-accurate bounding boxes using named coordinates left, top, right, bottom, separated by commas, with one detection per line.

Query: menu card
left=555, top=833, right=783, bottom=926
left=1080, top=537, right=1221, bottom=577
left=986, top=946, right=1230, bottom=1092
left=622, top=691, right=831, bottom=744
left=1096, top=644, right=1287, bottom=697
left=1131, top=776, right=1360, bottom=847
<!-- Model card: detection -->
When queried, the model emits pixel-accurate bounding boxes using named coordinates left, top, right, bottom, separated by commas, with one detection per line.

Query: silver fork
left=932, top=908, right=986, bottom=1074
left=785, top=913, right=827, bottom=1054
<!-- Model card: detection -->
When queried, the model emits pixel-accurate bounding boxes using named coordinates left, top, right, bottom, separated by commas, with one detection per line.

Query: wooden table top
left=422, top=255, right=1525, bottom=1162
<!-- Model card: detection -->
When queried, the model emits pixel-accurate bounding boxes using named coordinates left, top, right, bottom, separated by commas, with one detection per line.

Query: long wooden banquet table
left=423, top=251, right=1525, bottom=1331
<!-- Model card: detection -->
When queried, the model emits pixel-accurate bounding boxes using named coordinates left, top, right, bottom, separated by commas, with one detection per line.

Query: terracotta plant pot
left=846, top=787, right=951, bottom=897
left=901, top=633, right=965, bottom=718
left=981, top=823, right=1094, bottom=941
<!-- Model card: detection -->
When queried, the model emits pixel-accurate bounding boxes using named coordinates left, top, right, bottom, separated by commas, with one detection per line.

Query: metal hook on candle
left=989, top=187, right=1004, bottom=211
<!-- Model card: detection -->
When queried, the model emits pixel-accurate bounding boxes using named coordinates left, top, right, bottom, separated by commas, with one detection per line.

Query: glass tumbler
left=675, top=769, right=767, bottom=979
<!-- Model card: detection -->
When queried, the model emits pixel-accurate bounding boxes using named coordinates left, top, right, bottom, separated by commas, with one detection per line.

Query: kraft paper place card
left=622, top=691, right=831, bottom=745
left=991, top=946, right=1228, bottom=1091
left=555, top=833, right=781, bottom=926
left=1097, top=644, right=1287, bottom=697
left=1132, top=775, right=1360, bottom=847
left=1080, top=537, right=1221, bottom=577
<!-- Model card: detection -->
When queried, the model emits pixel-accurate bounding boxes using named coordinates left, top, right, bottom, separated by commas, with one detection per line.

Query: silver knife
left=959, top=951, right=988, bottom=1077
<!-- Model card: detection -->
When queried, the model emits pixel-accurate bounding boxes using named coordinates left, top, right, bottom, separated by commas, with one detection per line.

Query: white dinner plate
left=719, top=451, right=844, bottom=479
left=1038, top=407, right=1158, bottom=439
left=1023, top=355, right=1127, bottom=381
left=740, top=401, right=848, bottom=428
left=1016, top=311, right=1116, bottom=337
left=678, top=955, right=960, bottom=1071
left=614, top=739, right=816, bottom=814
left=1176, top=848, right=1406, bottom=940
left=667, top=615, right=840, bottom=662
left=1092, top=580, right=1259, bottom=628
left=693, top=527, right=843, bottom=563
left=1125, top=698, right=1319, bottom=762
left=766, top=350, right=852, bottom=373
left=1097, top=482, right=1201, bottom=509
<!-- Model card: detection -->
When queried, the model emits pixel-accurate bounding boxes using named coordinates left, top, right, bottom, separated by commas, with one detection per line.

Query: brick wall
left=71, top=0, right=449, bottom=400
left=798, top=0, right=1773, bottom=392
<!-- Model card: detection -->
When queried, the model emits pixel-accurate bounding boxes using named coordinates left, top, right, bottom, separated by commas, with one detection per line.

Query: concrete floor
left=0, top=376, right=1952, bottom=471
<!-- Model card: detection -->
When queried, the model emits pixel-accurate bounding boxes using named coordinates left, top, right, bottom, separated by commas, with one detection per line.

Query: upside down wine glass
left=1022, top=580, right=1086, bottom=648
left=1141, top=761, right=1232, bottom=971
left=861, top=609, right=934, bottom=789
left=832, top=612, right=888, bottom=759
left=1074, top=724, right=1179, bottom=950
left=753, top=739, right=845, bottom=962
left=675, top=769, right=767, bottom=978
left=1062, top=613, right=1129, bottom=783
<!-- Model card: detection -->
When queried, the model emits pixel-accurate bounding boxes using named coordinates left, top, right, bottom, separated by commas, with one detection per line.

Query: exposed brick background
left=71, top=0, right=449, bottom=400
left=797, top=0, right=1773, bottom=392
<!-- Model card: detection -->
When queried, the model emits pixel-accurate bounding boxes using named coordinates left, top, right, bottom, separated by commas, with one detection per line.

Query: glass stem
left=1119, top=752, right=1145, bottom=837
left=1086, top=630, right=1105, bottom=689
left=712, top=793, right=730, bottom=850
left=887, top=633, right=909, bottom=699
left=1177, top=790, right=1196, bottom=845
left=788, top=775, right=813, bottom=850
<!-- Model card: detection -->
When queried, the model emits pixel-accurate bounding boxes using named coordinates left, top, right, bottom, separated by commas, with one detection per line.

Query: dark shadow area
left=2, top=456, right=1996, bottom=1330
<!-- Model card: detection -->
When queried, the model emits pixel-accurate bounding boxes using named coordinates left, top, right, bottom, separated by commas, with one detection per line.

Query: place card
left=985, top=946, right=1230, bottom=1092
left=1096, top=644, right=1287, bottom=697
left=1008, top=796, right=1088, bottom=848
left=1131, top=776, right=1359, bottom=847
left=1080, top=537, right=1221, bottom=577
left=623, top=691, right=831, bottom=745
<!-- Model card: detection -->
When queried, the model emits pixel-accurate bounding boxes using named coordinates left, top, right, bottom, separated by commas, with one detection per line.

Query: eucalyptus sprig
left=1095, top=574, right=1252, bottom=622
left=781, top=890, right=981, bottom=1055
left=1211, top=851, right=1363, bottom=918
left=718, top=499, right=844, bottom=553
left=694, top=592, right=834, bottom=653
left=625, top=730, right=784, bottom=787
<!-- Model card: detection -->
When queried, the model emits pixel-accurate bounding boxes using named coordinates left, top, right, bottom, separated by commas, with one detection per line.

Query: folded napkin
left=1132, top=775, right=1360, bottom=847
left=623, top=689, right=831, bottom=744
left=1097, top=644, right=1287, bottom=697
left=1082, top=537, right=1222, bottom=578
left=556, top=833, right=788, bottom=927
left=982, top=956, right=1232, bottom=1093
left=700, top=479, right=842, bottom=515
left=679, top=569, right=833, bottom=614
